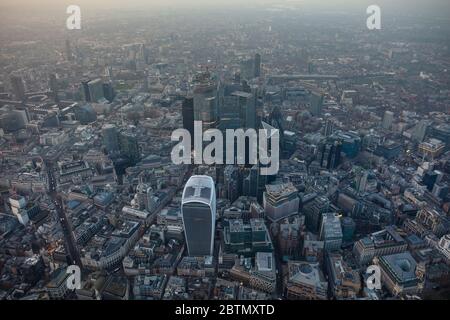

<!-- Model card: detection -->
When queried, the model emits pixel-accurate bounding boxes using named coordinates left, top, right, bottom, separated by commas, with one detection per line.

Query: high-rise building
left=87, top=79, right=105, bottom=103
left=432, top=183, right=449, bottom=200
left=217, top=83, right=259, bottom=165
left=11, top=109, right=29, bottom=129
left=193, top=73, right=218, bottom=130
left=9, top=195, right=30, bottom=225
left=319, top=140, right=342, bottom=169
left=0, top=111, right=21, bottom=133
left=81, top=79, right=105, bottom=103
left=81, top=80, right=92, bottom=102
left=304, top=196, right=330, bottom=233
left=102, top=124, right=120, bottom=154
left=329, top=131, right=361, bottom=159
left=341, top=217, right=356, bottom=242
left=135, top=43, right=147, bottom=70
left=218, top=83, right=241, bottom=131
left=412, top=120, right=431, bottom=142
left=263, top=182, right=299, bottom=222
left=119, top=131, right=140, bottom=165
left=240, top=58, right=255, bottom=81
left=266, top=107, right=284, bottom=150
left=233, top=90, right=256, bottom=129
left=382, top=111, right=394, bottom=130
left=363, top=131, right=382, bottom=152
left=319, top=213, right=343, bottom=251
left=10, top=75, right=26, bottom=101
left=277, top=216, right=302, bottom=259
left=181, top=175, right=216, bottom=257
left=49, top=73, right=59, bottom=103
left=375, top=140, right=402, bottom=159
left=102, top=82, right=115, bottom=102
left=46, top=267, right=71, bottom=299
left=240, top=54, right=261, bottom=80
left=182, top=96, right=194, bottom=143
left=324, top=119, right=334, bottom=137
left=422, top=170, right=439, bottom=192
left=356, top=170, right=369, bottom=193
left=224, top=165, right=240, bottom=203
left=243, top=165, right=267, bottom=202
left=309, top=91, right=323, bottom=117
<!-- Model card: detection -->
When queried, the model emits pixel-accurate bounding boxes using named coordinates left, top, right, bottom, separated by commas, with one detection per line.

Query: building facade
left=181, top=175, right=216, bottom=256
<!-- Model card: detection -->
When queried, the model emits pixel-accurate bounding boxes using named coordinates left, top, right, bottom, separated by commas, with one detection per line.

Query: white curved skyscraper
left=181, top=175, right=216, bottom=256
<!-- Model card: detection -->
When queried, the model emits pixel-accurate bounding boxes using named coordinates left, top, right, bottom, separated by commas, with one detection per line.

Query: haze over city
left=0, top=0, right=449, bottom=305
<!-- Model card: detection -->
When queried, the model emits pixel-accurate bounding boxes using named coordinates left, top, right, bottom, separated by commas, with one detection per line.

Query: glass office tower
left=181, top=175, right=216, bottom=256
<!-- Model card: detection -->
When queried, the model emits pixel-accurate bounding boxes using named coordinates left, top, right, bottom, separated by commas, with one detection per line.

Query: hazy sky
left=1, top=0, right=449, bottom=18
left=1, top=0, right=449, bottom=9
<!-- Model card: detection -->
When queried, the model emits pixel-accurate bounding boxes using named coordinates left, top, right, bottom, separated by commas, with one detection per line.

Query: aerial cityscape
left=0, top=0, right=449, bottom=302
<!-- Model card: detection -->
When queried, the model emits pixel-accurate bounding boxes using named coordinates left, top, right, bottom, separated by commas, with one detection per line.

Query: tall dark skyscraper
left=243, top=165, right=267, bottom=203
left=102, top=82, right=115, bottom=102
left=102, top=124, right=120, bottom=154
left=218, top=83, right=241, bottom=131
left=10, top=75, right=26, bottom=101
left=48, top=73, right=59, bottom=103
left=320, top=140, right=342, bottom=170
left=243, top=165, right=259, bottom=197
left=181, top=175, right=216, bottom=257
left=81, top=79, right=105, bottom=103
left=324, top=119, right=334, bottom=137
left=309, top=91, right=324, bottom=117
left=234, top=90, right=256, bottom=129
left=87, top=79, right=105, bottom=103
left=182, top=96, right=194, bottom=144
left=224, top=165, right=240, bottom=203
left=81, top=80, right=92, bottom=102
left=304, top=196, right=330, bottom=233
left=219, top=88, right=257, bottom=129
left=119, top=131, right=140, bottom=165
left=216, top=82, right=258, bottom=166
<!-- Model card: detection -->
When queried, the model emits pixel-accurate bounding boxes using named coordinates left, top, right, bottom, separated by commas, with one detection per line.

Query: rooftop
left=182, top=175, right=215, bottom=204
left=379, top=252, right=419, bottom=285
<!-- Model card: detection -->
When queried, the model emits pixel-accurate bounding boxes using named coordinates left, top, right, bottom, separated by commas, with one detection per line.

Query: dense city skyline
left=0, top=0, right=449, bottom=305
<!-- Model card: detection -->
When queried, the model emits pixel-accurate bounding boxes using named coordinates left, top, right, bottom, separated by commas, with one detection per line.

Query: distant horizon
left=1, top=0, right=450, bottom=16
